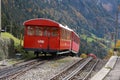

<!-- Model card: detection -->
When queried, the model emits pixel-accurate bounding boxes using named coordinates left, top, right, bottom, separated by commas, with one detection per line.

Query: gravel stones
left=14, top=56, right=81, bottom=80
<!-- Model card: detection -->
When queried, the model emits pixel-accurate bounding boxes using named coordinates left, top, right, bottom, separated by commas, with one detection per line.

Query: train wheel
left=44, top=53, right=47, bottom=56
left=52, top=53, right=57, bottom=57
left=34, top=51, right=39, bottom=58
left=70, top=53, right=76, bottom=57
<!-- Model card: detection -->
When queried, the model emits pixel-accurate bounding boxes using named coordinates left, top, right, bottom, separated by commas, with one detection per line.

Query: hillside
left=0, top=32, right=15, bottom=60
left=2, top=0, right=117, bottom=37
left=1, top=0, right=118, bottom=58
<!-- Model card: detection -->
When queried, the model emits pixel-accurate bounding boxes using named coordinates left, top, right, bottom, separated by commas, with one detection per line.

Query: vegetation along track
left=50, top=57, right=98, bottom=80
left=0, top=58, right=47, bottom=80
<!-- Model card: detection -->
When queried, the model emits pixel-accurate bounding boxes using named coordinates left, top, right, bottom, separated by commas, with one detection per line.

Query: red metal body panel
left=60, top=39, right=71, bottom=50
left=72, top=42, right=79, bottom=52
left=23, top=19, right=61, bottom=53
left=71, top=31, right=80, bottom=53
left=59, top=27, right=72, bottom=51
left=24, top=37, right=59, bottom=50
left=24, top=36, right=47, bottom=49
left=24, top=35, right=59, bottom=51
left=49, top=37, right=59, bottom=50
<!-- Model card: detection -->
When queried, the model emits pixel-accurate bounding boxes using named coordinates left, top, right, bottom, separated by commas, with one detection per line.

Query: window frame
left=51, top=28, right=59, bottom=37
left=27, top=26, right=35, bottom=36
left=35, top=27, right=43, bottom=36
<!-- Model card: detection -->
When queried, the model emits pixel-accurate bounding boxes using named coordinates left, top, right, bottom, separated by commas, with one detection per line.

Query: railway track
left=70, top=59, right=99, bottom=80
left=0, top=59, right=47, bottom=80
left=0, top=55, right=67, bottom=80
left=50, top=57, right=99, bottom=80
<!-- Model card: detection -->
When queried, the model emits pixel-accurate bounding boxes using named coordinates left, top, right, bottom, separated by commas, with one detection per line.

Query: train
left=23, top=18, right=80, bottom=57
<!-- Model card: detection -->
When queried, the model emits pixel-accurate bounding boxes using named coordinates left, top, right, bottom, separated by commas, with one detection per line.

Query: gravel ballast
left=14, top=56, right=81, bottom=80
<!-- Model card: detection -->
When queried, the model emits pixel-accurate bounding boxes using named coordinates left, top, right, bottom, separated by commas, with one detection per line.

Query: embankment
left=0, top=38, right=14, bottom=60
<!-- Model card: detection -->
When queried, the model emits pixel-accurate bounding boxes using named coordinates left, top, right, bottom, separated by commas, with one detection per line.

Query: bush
left=80, top=53, right=88, bottom=58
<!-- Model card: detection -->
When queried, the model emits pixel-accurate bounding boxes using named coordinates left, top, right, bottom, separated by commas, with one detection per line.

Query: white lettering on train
left=38, top=40, right=44, bottom=44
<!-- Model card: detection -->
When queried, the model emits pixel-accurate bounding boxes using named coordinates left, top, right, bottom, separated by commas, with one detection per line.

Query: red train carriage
left=71, top=31, right=80, bottom=54
left=23, top=18, right=80, bottom=56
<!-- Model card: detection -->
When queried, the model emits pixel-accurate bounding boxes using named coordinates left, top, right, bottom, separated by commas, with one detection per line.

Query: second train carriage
left=23, top=18, right=80, bottom=56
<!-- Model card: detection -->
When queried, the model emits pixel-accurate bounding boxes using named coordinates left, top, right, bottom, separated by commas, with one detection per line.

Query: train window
left=36, top=27, right=43, bottom=36
left=51, top=28, right=58, bottom=37
left=27, top=26, right=34, bottom=36
left=61, top=29, right=66, bottom=39
left=61, top=29, right=63, bottom=39
left=63, top=29, right=66, bottom=39
left=43, top=28, right=50, bottom=37
left=67, top=31, right=71, bottom=40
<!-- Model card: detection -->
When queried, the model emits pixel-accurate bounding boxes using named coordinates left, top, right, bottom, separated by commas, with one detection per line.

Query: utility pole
left=0, top=0, right=1, bottom=36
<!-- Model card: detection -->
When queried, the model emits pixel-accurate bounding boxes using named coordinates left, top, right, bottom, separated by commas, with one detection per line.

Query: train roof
left=23, top=18, right=59, bottom=26
left=23, top=18, right=72, bottom=31
left=23, top=18, right=79, bottom=38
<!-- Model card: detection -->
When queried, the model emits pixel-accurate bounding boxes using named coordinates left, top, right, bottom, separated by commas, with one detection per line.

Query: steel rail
left=62, top=57, right=93, bottom=80
left=9, top=60, right=46, bottom=80
left=82, top=59, right=99, bottom=80
left=0, top=59, right=46, bottom=79
left=50, top=58, right=83, bottom=80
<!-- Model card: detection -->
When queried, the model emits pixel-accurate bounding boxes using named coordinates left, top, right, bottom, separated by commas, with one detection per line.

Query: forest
left=1, top=0, right=117, bottom=58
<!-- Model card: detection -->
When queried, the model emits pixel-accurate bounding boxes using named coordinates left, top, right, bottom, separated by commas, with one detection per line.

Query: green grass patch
left=80, top=34, right=94, bottom=42
left=1, top=32, right=36, bottom=60
left=1, top=32, right=23, bottom=47
left=56, top=59, right=69, bottom=63
left=21, top=51, right=35, bottom=60
left=7, top=59, right=24, bottom=65
left=50, top=57, right=71, bottom=67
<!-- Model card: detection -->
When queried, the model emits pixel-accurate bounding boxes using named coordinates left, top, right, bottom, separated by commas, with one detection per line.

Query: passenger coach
left=23, top=18, right=80, bottom=57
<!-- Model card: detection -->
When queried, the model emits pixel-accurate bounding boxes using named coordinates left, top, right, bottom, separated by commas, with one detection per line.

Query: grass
left=1, top=32, right=23, bottom=47
left=80, top=33, right=103, bottom=42
left=80, top=34, right=94, bottom=42
left=0, top=32, right=36, bottom=60
left=22, top=51, right=35, bottom=60
left=50, top=57, right=71, bottom=67
left=80, top=34, right=110, bottom=49
left=7, top=59, right=24, bottom=65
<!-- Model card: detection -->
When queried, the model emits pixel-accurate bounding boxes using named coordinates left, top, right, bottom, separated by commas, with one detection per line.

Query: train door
left=43, top=27, right=50, bottom=51
left=24, top=26, right=36, bottom=49
left=49, top=28, right=59, bottom=52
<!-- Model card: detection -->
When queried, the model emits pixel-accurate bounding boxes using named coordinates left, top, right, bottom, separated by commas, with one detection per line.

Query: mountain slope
left=1, top=0, right=117, bottom=58
left=1, top=0, right=116, bottom=37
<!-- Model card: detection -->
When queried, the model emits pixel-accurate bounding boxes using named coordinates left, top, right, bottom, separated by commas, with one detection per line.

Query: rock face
left=0, top=38, right=14, bottom=60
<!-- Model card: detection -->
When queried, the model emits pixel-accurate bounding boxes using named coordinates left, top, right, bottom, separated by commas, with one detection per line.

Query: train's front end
left=23, top=18, right=60, bottom=56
